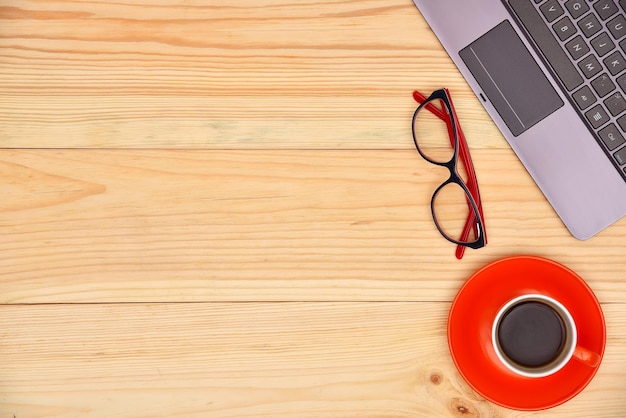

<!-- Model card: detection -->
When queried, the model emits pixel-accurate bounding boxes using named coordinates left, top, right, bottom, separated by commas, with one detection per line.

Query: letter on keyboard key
left=591, top=32, right=615, bottom=57
left=578, top=14, right=602, bottom=38
left=554, top=16, right=577, bottom=41
left=594, top=0, right=619, bottom=21
left=608, top=15, right=626, bottom=40
left=540, top=0, right=564, bottom=22
left=603, top=51, right=626, bottom=76
left=566, top=36, right=590, bottom=60
left=565, top=0, right=589, bottom=19
left=579, top=55, right=602, bottom=79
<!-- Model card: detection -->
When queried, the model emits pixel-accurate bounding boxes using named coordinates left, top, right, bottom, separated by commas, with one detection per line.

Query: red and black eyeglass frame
left=411, top=88, right=487, bottom=259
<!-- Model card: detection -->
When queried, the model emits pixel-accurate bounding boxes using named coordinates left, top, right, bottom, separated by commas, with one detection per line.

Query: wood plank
left=3, top=2, right=625, bottom=417
left=0, top=1, right=503, bottom=149
left=2, top=149, right=624, bottom=303
left=1, top=302, right=624, bottom=417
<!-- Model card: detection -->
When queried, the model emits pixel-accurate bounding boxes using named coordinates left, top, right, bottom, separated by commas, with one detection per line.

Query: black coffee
left=497, top=301, right=565, bottom=368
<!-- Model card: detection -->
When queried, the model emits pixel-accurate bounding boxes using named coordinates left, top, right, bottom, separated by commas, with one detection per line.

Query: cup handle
left=573, top=345, right=601, bottom=368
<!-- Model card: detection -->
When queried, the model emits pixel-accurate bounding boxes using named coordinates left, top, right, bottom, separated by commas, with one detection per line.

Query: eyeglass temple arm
left=441, top=92, right=487, bottom=258
left=413, top=90, right=487, bottom=259
left=449, top=113, right=486, bottom=259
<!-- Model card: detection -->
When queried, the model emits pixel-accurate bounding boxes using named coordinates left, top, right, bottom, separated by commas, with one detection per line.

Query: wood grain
left=0, top=0, right=503, bottom=149
left=2, top=0, right=626, bottom=416
left=1, top=302, right=625, bottom=418
left=1, top=149, right=625, bottom=304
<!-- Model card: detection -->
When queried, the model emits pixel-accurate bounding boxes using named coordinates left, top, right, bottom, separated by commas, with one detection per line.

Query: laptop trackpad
left=459, top=20, right=563, bottom=137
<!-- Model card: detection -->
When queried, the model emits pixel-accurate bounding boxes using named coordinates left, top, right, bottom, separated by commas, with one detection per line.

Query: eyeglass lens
left=412, top=97, right=456, bottom=163
left=432, top=181, right=481, bottom=245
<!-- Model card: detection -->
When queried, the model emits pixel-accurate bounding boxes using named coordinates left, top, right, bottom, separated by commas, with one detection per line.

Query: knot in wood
left=449, top=397, right=479, bottom=417
left=429, top=371, right=443, bottom=385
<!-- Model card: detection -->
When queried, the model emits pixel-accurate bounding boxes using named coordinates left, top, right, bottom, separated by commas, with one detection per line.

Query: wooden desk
left=1, top=1, right=625, bottom=416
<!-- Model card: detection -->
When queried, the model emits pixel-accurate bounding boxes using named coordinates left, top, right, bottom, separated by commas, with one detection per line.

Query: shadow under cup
left=492, top=294, right=587, bottom=378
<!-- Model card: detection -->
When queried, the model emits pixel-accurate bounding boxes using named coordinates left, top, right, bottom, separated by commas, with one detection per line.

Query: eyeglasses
left=411, top=88, right=487, bottom=259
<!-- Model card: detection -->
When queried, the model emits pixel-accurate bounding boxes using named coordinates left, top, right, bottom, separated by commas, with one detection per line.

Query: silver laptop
left=412, top=0, right=626, bottom=239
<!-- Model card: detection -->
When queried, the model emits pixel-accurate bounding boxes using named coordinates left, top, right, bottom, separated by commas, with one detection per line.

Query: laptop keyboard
left=508, top=0, right=626, bottom=182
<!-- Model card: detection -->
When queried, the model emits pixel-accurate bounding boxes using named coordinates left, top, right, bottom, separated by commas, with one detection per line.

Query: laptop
left=412, top=0, right=626, bottom=239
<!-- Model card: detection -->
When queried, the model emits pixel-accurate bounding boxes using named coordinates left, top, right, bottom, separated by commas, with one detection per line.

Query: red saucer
left=448, top=256, right=605, bottom=411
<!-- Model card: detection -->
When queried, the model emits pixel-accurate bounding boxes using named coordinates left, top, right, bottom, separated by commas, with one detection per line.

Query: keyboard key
left=565, top=0, right=589, bottom=19
left=608, top=15, right=626, bottom=40
left=509, top=0, right=584, bottom=91
left=585, top=104, right=610, bottom=128
left=603, top=50, right=626, bottom=75
left=617, top=73, right=626, bottom=91
left=594, top=0, right=619, bottom=21
left=614, top=146, right=626, bottom=165
left=566, top=36, right=590, bottom=60
left=573, top=85, right=597, bottom=109
left=579, top=55, right=602, bottom=78
left=554, top=16, right=577, bottom=41
left=617, top=113, right=626, bottom=130
left=578, top=14, right=602, bottom=38
left=540, top=0, right=564, bottom=22
left=599, top=124, right=626, bottom=150
left=591, top=73, right=616, bottom=96
left=604, top=92, right=626, bottom=116
left=591, top=32, right=616, bottom=57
